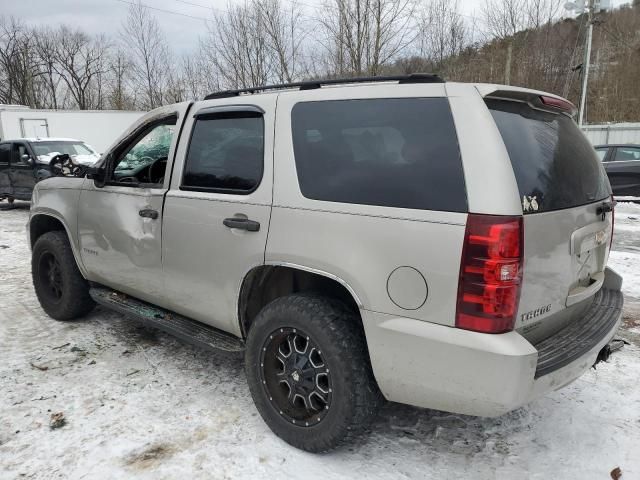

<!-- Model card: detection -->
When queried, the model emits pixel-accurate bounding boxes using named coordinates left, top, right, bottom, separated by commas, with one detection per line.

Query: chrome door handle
left=139, top=209, right=159, bottom=219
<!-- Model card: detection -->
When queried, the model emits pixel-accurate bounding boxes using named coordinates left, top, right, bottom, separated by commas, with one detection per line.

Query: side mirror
left=87, top=166, right=106, bottom=187
left=22, top=154, right=34, bottom=166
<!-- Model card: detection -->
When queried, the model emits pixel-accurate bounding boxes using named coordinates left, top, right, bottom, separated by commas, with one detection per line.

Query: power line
left=170, top=0, right=226, bottom=13
left=172, top=0, right=213, bottom=9
left=563, top=14, right=586, bottom=98
left=114, top=0, right=208, bottom=21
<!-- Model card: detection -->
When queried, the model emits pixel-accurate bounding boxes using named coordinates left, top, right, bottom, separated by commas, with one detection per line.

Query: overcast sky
left=4, top=0, right=631, bottom=54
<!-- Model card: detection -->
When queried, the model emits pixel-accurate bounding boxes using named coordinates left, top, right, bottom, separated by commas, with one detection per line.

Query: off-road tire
left=245, top=294, right=381, bottom=452
left=32, top=231, right=95, bottom=320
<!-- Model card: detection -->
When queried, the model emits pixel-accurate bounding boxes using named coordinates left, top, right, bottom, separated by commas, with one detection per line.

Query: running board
left=89, top=287, right=244, bottom=352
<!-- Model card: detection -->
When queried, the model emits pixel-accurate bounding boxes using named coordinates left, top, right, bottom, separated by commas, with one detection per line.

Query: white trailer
left=0, top=105, right=144, bottom=153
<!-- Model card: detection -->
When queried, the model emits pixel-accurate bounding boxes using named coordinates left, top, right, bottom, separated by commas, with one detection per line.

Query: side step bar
left=89, top=287, right=244, bottom=352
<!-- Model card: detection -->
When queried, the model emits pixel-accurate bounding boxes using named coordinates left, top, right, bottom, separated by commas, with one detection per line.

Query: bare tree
left=202, top=2, right=271, bottom=89
left=51, top=27, right=109, bottom=109
left=256, top=0, right=305, bottom=83
left=317, top=0, right=417, bottom=76
left=0, top=17, right=39, bottom=106
left=32, top=26, right=61, bottom=108
left=419, top=0, right=467, bottom=68
left=482, top=0, right=528, bottom=39
left=527, top=0, right=562, bottom=29
left=180, top=50, right=222, bottom=100
left=121, top=0, right=170, bottom=109
left=107, top=49, right=135, bottom=109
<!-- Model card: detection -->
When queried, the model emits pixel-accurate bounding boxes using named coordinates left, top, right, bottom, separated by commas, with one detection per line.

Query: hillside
left=390, top=3, right=640, bottom=124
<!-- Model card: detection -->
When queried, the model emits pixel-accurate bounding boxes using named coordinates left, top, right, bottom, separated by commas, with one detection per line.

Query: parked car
left=0, top=137, right=100, bottom=203
left=595, top=144, right=640, bottom=197
left=27, top=76, right=623, bottom=452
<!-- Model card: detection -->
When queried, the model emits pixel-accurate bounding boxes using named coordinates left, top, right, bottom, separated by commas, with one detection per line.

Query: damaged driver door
left=77, top=103, right=191, bottom=307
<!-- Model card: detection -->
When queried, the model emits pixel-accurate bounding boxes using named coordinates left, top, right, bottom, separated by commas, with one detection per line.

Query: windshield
left=32, top=141, right=96, bottom=157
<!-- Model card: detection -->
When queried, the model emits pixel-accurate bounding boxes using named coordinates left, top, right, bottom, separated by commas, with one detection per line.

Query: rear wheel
left=245, top=294, right=381, bottom=452
left=32, top=231, right=95, bottom=320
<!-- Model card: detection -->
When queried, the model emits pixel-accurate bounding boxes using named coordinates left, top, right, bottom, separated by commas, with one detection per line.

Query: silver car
left=27, top=75, right=623, bottom=452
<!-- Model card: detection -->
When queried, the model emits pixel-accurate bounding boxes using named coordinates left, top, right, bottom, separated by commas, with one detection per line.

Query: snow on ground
left=1, top=201, right=640, bottom=480
left=609, top=202, right=640, bottom=301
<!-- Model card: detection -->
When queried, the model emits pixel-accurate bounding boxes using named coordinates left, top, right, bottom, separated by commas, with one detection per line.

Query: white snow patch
left=608, top=250, right=640, bottom=300
left=1, top=203, right=639, bottom=480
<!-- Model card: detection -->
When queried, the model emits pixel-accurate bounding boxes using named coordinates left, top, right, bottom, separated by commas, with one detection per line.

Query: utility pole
left=505, top=43, right=513, bottom=85
left=578, top=0, right=594, bottom=126
left=566, top=0, right=611, bottom=125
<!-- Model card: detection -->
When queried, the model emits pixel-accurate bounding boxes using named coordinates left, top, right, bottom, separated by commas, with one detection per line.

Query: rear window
left=487, top=98, right=610, bottom=214
left=291, top=98, right=466, bottom=212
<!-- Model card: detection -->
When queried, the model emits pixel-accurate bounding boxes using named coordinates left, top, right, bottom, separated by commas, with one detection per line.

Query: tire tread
left=32, top=231, right=94, bottom=320
left=245, top=294, right=381, bottom=452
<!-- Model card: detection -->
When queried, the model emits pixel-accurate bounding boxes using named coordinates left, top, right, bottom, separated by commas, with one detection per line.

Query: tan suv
left=27, top=75, right=623, bottom=452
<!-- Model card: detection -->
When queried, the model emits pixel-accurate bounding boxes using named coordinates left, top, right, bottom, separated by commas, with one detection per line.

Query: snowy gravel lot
left=1, top=201, right=639, bottom=480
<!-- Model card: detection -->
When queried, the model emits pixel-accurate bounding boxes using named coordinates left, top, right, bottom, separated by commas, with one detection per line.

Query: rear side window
left=291, top=98, right=466, bottom=212
left=614, top=146, right=640, bottom=162
left=182, top=112, right=264, bottom=193
left=487, top=98, right=610, bottom=214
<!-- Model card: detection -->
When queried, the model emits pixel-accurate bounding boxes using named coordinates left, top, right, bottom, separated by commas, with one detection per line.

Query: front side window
left=182, top=112, right=264, bottom=193
left=112, top=117, right=176, bottom=185
left=614, top=146, right=640, bottom=162
left=291, top=98, right=466, bottom=212
left=12, top=144, right=31, bottom=167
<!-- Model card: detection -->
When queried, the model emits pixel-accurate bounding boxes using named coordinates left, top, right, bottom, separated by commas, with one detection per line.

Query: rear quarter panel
left=445, top=83, right=522, bottom=216
left=268, top=85, right=467, bottom=325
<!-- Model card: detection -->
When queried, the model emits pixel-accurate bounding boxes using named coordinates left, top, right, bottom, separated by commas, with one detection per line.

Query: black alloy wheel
left=245, top=294, right=382, bottom=452
left=260, top=328, right=332, bottom=426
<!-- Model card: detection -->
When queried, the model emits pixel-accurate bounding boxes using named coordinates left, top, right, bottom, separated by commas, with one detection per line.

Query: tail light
left=456, top=214, right=523, bottom=334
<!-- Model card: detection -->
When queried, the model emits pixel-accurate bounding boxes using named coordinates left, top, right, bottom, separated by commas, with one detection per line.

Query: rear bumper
left=362, top=280, right=623, bottom=417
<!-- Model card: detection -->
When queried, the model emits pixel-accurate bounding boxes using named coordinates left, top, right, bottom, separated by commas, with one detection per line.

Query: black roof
left=204, top=74, right=444, bottom=100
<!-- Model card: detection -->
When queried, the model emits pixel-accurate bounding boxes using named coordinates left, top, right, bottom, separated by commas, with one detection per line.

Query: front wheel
left=32, top=231, right=95, bottom=320
left=245, top=294, right=381, bottom=452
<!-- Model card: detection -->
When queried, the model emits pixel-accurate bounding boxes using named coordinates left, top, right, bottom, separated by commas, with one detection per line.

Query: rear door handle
left=139, top=209, right=159, bottom=219
left=223, top=217, right=260, bottom=232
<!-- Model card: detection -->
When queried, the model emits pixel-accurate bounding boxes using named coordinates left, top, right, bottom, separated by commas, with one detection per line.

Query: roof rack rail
left=204, top=73, right=444, bottom=100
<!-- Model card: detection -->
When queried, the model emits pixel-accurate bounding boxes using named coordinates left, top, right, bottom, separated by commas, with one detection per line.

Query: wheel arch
left=29, top=213, right=88, bottom=278
left=238, top=263, right=364, bottom=339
